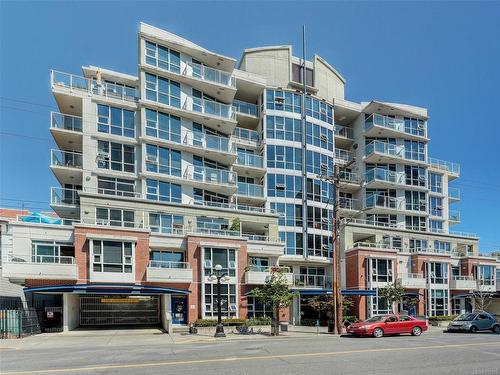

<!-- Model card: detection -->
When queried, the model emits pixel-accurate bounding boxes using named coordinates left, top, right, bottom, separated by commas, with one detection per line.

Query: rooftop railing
left=232, top=127, right=260, bottom=143
left=184, top=61, right=235, bottom=87
left=365, top=140, right=404, bottom=159
left=184, top=166, right=237, bottom=186
left=51, top=70, right=138, bottom=102
left=51, top=112, right=82, bottom=132
left=237, top=182, right=264, bottom=197
left=187, top=97, right=236, bottom=121
left=50, top=149, right=83, bottom=169
left=51, top=187, right=80, bottom=206
left=148, top=260, right=190, bottom=269
left=365, top=168, right=405, bottom=185
left=235, top=153, right=264, bottom=168
left=232, top=99, right=258, bottom=117
left=183, top=132, right=236, bottom=154
left=429, top=157, right=460, bottom=175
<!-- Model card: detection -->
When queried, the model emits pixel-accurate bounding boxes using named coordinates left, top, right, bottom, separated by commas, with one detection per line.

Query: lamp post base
left=214, top=323, right=226, bottom=337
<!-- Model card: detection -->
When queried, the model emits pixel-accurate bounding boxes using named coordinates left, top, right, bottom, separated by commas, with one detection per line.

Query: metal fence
left=0, top=308, right=41, bottom=339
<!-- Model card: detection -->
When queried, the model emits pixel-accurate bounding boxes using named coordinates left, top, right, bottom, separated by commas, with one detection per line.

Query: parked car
left=446, top=311, right=500, bottom=333
left=346, top=314, right=428, bottom=338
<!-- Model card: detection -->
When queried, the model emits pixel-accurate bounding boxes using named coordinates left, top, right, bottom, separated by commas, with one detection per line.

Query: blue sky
left=1, top=1, right=499, bottom=251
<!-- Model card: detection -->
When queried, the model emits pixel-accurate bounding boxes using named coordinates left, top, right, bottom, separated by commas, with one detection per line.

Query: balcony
left=245, top=266, right=293, bottom=285
left=3, top=255, right=78, bottom=282
left=183, top=166, right=237, bottom=193
left=190, top=199, right=275, bottom=215
left=236, top=182, right=266, bottom=204
left=232, top=127, right=260, bottom=145
left=397, top=273, right=427, bottom=289
left=478, top=281, right=496, bottom=293
left=364, top=113, right=427, bottom=140
left=146, top=260, right=193, bottom=283
left=181, top=132, right=237, bottom=164
left=338, top=171, right=361, bottom=192
left=293, top=274, right=333, bottom=289
left=50, top=112, right=83, bottom=152
left=334, top=125, right=354, bottom=148
left=50, top=149, right=83, bottom=184
left=364, top=141, right=404, bottom=164
left=50, top=187, right=80, bottom=219
left=449, top=210, right=461, bottom=224
left=335, top=149, right=354, bottom=165
left=448, top=187, right=460, bottom=202
left=233, top=153, right=265, bottom=177
left=429, top=158, right=460, bottom=179
left=450, top=276, right=477, bottom=290
left=339, top=197, right=361, bottom=215
left=364, top=194, right=405, bottom=213
left=233, top=99, right=259, bottom=126
left=365, top=168, right=405, bottom=189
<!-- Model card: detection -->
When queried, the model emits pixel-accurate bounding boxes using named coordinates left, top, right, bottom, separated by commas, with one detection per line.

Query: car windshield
left=364, top=315, right=386, bottom=323
left=455, top=313, right=476, bottom=321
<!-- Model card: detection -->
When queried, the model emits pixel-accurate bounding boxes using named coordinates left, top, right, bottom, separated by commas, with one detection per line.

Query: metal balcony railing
left=237, top=182, right=264, bottom=197
left=50, top=149, right=83, bottom=169
left=339, top=197, right=360, bottom=210
left=51, top=70, right=138, bottom=102
left=183, top=132, right=236, bottom=154
left=365, top=140, right=404, bottom=159
left=293, top=274, right=333, bottom=289
left=187, top=97, right=236, bottom=120
left=339, top=170, right=360, bottom=184
left=365, top=194, right=404, bottom=210
left=398, top=273, right=425, bottom=279
left=246, top=265, right=290, bottom=272
left=51, top=112, right=83, bottom=132
left=232, top=99, right=258, bottom=117
left=334, top=125, right=353, bottom=139
left=184, top=166, right=237, bottom=186
left=184, top=61, right=235, bottom=87
left=365, top=168, right=405, bottom=185
left=8, top=254, right=75, bottom=264
left=232, top=127, right=260, bottom=143
left=429, top=158, right=460, bottom=175
left=235, top=153, right=264, bottom=168
left=448, top=187, right=461, bottom=200
left=334, top=149, right=354, bottom=164
left=51, top=187, right=80, bottom=206
left=148, top=260, right=190, bottom=269
left=449, top=210, right=461, bottom=222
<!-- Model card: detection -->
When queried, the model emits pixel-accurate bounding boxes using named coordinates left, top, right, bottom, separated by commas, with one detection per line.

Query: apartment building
left=1, top=23, right=498, bottom=331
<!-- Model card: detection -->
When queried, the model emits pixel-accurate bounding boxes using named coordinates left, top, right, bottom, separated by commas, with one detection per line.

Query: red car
left=346, top=314, right=428, bottom=338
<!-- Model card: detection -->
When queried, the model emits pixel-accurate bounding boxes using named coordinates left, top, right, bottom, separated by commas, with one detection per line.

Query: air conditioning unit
left=204, top=260, right=212, bottom=269
left=320, top=134, right=328, bottom=142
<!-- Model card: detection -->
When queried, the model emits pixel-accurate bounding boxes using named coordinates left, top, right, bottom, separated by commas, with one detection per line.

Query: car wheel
left=470, top=326, right=478, bottom=333
left=411, top=326, right=422, bottom=336
left=373, top=328, right=384, bottom=338
left=492, top=325, right=500, bottom=334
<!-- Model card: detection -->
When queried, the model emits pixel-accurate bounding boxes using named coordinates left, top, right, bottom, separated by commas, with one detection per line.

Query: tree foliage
left=379, top=281, right=410, bottom=313
left=471, top=290, right=493, bottom=311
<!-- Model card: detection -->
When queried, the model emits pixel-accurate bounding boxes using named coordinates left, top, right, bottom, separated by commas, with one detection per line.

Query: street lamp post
left=210, top=264, right=229, bottom=338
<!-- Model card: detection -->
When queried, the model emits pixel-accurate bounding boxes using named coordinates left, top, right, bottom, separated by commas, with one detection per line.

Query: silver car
left=447, top=311, right=500, bottom=333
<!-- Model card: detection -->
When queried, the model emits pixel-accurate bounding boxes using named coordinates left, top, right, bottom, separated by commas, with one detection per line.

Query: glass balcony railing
left=339, top=197, right=360, bottom=210
left=237, top=182, right=264, bottom=197
left=148, top=260, right=190, bottom=269
left=232, top=99, right=258, bottom=117
left=51, top=112, right=82, bottom=132
left=365, top=141, right=404, bottom=159
left=334, top=149, right=354, bottom=164
left=51, top=187, right=80, bottom=206
left=334, top=125, right=353, bottom=139
left=448, top=187, right=460, bottom=200
left=51, top=149, right=82, bottom=169
left=188, top=97, right=236, bottom=120
left=365, top=194, right=404, bottom=210
left=449, top=210, right=461, bottom=222
left=365, top=113, right=427, bottom=138
left=365, top=168, right=405, bottom=185
left=183, top=132, right=235, bottom=154
left=235, top=153, right=264, bottom=168
left=339, top=170, right=360, bottom=184
left=185, top=166, right=236, bottom=186
left=51, top=70, right=138, bottom=102
left=429, top=158, right=460, bottom=175
left=8, top=254, right=75, bottom=264
left=232, top=127, right=260, bottom=143
left=293, top=274, right=333, bottom=289
left=184, top=61, right=235, bottom=87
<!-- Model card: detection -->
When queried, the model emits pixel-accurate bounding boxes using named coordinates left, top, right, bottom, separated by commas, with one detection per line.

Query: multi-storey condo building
left=1, top=23, right=498, bottom=332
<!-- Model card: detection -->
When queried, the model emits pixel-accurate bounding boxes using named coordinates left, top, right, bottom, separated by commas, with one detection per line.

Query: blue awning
left=24, top=284, right=190, bottom=295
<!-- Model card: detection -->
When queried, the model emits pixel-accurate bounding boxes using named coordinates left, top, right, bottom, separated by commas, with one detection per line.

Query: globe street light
left=209, top=264, right=229, bottom=337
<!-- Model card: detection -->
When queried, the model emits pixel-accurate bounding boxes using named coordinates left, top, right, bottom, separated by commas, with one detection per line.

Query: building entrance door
left=171, top=296, right=187, bottom=324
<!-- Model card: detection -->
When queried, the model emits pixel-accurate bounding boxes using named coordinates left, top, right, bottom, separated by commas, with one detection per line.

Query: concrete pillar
left=161, top=294, right=172, bottom=333
left=63, top=293, right=80, bottom=332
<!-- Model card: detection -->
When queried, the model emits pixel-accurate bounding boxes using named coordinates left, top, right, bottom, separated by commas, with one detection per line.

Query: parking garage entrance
left=80, top=295, right=160, bottom=326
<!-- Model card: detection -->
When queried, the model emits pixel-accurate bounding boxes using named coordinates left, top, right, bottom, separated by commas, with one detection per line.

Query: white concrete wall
left=161, top=294, right=172, bottom=333
left=63, top=293, right=80, bottom=332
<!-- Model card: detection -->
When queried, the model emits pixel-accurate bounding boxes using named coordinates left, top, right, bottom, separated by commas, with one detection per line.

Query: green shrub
left=193, top=318, right=246, bottom=327
left=245, top=316, right=272, bottom=326
left=428, top=315, right=457, bottom=321
left=343, top=315, right=358, bottom=323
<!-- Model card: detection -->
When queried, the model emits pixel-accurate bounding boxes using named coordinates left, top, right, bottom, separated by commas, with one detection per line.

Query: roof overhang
left=362, top=101, right=428, bottom=119
left=24, top=284, right=191, bottom=295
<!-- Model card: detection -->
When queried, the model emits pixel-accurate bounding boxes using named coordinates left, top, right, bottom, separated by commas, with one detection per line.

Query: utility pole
left=301, top=25, right=308, bottom=260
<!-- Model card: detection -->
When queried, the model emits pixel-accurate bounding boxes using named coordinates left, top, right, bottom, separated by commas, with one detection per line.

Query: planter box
left=193, top=325, right=270, bottom=335
left=429, top=320, right=452, bottom=327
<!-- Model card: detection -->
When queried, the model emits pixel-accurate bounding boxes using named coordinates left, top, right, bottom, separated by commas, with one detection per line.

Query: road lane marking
left=3, top=341, right=499, bottom=374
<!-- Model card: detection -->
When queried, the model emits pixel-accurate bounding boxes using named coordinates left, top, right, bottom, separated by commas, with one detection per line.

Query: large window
left=266, top=89, right=301, bottom=113
left=204, top=247, right=236, bottom=277
left=193, top=188, right=229, bottom=206
left=429, top=262, right=448, bottom=284
left=247, top=296, right=272, bottom=318
left=96, top=207, right=134, bottom=227
left=409, top=239, right=428, bottom=252
left=434, top=240, right=451, bottom=254
left=404, top=117, right=426, bottom=137
left=149, top=250, right=185, bottom=267
left=405, top=190, right=427, bottom=212
left=429, top=173, right=443, bottom=193
left=145, top=73, right=181, bottom=107
left=283, top=231, right=304, bottom=256
left=145, top=109, right=181, bottom=142
left=146, top=179, right=182, bottom=203
left=145, top=144, right=181, bottom=177
left=307, top=233, right=332, bottom=258
left=31, top=241, right=74, bottom=263
left=92, top=240, right=133, bottom=273
left=429, top=196, right=443, bottom=217
left=306, top=150, right=333, bottom=175
left=404, top=140, right=426, bottom=162
left=371, top=290, right=391, bottom=315
left=266, top=116, right=301, bottom=142
left=429, top=289, right=449, bottom=316
left=430, top=219, right=443, bottom=233
left=271, top=202, right=303, bottom=227
left=149, top=213, right=183, bottom=234
left=405, top=165, right=426, bottom=187
left=204, top=283, right=237, bottom=318
left=97, top=176, right=135, bottom=197
left=307, top=178, right=333, bottom=203
left=97, top=140, right=135, bottom=173
left=305, top=96, right=333, bottom=124
left=475, top=265, right=495, bottom=285
left=306, top=122, right=333, bottom=151
left=292, top=64, right=314, bottom=86
left=366, top=214, right=397, bottom=227
left=307, top=206, right=332, bottom=231
left=405, top=216, right=427, bottom=231
left=370, top=259, right=393, bottom=283
left=97, top=105, right=135, bottom=138
left=145, top=40, right=180, bottom=73
left=267, top=145, right=302, bottom=171
left=267, top=174, right=303, bottom=199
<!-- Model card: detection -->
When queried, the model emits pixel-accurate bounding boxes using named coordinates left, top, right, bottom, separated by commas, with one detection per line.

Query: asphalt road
left=1, top=329, right=499, bottom=374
